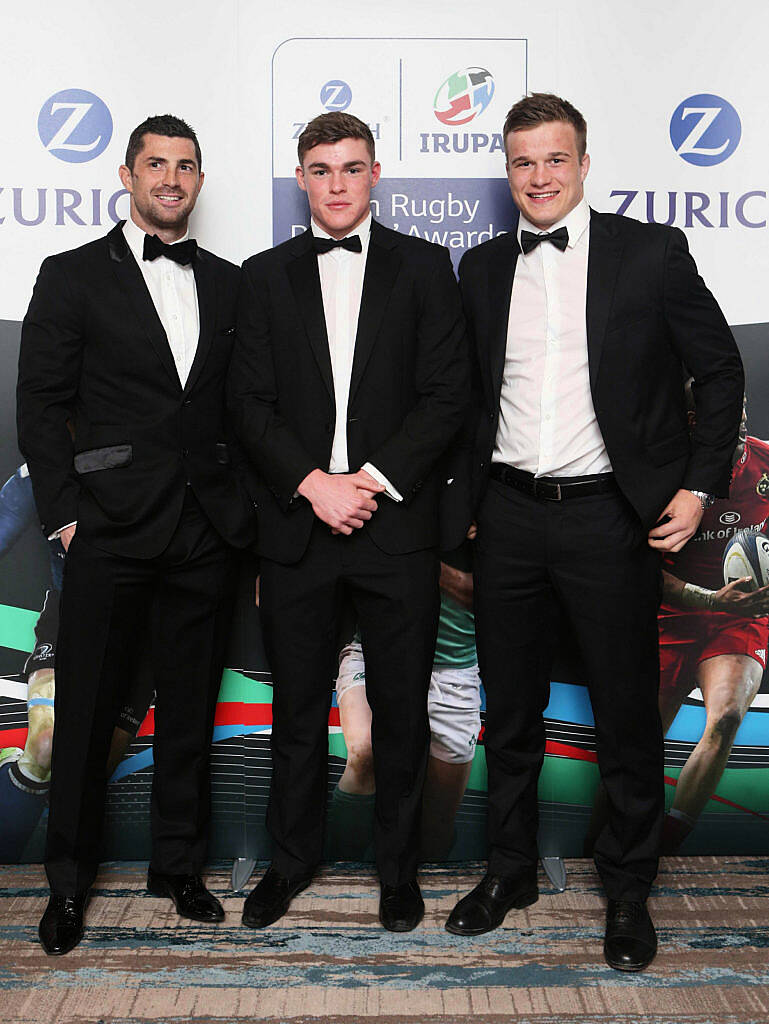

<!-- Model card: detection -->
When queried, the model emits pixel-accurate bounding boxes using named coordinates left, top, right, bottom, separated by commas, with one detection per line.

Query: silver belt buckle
left=535, top=479, right=562, bottom=501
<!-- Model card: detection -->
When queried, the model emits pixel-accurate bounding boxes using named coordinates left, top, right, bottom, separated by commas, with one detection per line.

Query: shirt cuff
left=363, top=463, right=403, bottom=502
left=48, top=521, right=77, bottom=541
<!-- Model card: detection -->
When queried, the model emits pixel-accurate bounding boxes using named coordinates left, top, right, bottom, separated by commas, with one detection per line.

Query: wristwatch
left=688, top=489, right=715, bottom=510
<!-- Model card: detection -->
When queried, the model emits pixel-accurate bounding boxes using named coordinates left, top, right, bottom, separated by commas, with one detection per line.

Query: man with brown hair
left=230, top=112, right=467, bottom=931
left=445, top=92, right=743, bottom=970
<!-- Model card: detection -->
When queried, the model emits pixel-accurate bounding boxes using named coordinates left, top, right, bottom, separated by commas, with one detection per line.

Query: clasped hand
left=297, top=468, right=384, bottom=535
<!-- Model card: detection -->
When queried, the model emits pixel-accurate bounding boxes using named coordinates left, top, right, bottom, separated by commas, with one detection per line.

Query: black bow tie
left=143, top=233, right=198, bottom=266
left=520, top=227, right=569, bottom=255
left=313, top=235, right=363, bottom=255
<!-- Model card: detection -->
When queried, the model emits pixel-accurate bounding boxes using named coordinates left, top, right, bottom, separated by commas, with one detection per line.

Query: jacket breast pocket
left=74, top=444, right=133, bottom=474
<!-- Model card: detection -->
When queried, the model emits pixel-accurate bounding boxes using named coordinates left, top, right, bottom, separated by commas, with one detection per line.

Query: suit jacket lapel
left=107, top=222, right=181, bottom=390
left=349, top=222, right=401, bottom=402
left=286, top=231, right=335, bottom=400
left=586, top=210, right=624, bottom=395
left=184, top=249, right=216, bottom=395
left=487, top=235, right=518, bottom=411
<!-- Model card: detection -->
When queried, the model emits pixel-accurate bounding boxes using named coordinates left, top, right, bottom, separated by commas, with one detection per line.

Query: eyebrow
left=510, top=150, right=572, bottom=163
left=306, top=160, right=367, bottom=170
left=144, top=155, right=198, bottom=168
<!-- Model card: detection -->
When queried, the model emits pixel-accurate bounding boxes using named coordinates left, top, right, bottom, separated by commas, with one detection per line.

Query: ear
left=295, top=164, right=307, bottom=192
left=370, top=161, right=381, bottom=187
left=118, top=164, right=133, bottom=193
left=579, top=153, right=590, bottom=183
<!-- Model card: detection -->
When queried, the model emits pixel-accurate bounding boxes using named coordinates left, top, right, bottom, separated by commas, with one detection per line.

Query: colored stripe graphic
left=546, top=737, right=769, bottom=822
left=0, top=603, right=37, bottom=653
left=135, top=702, right=341, bottom=738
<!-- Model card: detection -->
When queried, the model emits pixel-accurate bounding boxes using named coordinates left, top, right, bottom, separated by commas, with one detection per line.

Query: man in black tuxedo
left=17, top=114, right=255, bottom=955
left=445, top=94, right=744, bottom=970
left=230, top=112, right=467, bottom=931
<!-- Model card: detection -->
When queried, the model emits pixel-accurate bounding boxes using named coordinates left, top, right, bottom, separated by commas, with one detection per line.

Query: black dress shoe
left=242, top=865, right=313, bottom=929
left=147, top=869, right=225, bottom=923
left=38, top=892, right=88, bottom=955
left=604, top=899, right=657, bottom=972
left=379, top=880, right=424, bottom=932
left=445, top=870, right=538, bottom=936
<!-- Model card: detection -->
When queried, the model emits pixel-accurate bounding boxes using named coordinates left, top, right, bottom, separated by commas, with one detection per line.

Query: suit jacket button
left=182, top=448, right=189, bottom=457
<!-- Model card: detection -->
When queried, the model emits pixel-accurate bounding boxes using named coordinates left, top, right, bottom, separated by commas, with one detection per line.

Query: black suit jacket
left=457, top=210, right=744, bottom=532
left=230, top=220, right=468, bottom=563
left=17, top=221, right=255, bottom=557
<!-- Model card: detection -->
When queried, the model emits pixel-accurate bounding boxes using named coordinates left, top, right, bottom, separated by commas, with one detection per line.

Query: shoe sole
left=241, top=878, right=312, bottom=929
left=147, top=879, right=225, bottom=923
left=444, top=889, right=539, bottom=936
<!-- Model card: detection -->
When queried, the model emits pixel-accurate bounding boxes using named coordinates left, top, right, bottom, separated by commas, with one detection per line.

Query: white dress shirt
left=312, top=214, right=401, bottom=500
left=494, top=197, right=612, bottom=478
left=51, top=216, right=201, bottom=538
left=122, top=214, right=200, bottom=388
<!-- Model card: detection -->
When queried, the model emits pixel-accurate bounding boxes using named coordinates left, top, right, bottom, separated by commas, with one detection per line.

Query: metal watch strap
left=689, top=489, right=715, bottom=510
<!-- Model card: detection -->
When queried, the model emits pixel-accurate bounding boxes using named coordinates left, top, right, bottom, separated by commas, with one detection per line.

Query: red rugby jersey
left=660, top=435, right=769, bottom=622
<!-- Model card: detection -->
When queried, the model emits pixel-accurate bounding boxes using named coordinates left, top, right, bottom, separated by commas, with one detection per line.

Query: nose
left=530, top=162, right=551, bottom=187
left=329, top=172, right=346, bottom=193
left=163, top=164, right=182, bottom=188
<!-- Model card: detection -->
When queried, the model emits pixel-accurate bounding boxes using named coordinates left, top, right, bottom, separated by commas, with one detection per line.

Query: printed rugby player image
left=657, top=397, right=769, bottom=852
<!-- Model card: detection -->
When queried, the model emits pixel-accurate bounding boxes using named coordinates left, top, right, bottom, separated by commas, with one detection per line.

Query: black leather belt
left=489, top=463, right=617, bottom=501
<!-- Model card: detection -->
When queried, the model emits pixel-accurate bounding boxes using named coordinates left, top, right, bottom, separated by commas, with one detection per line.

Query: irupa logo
left=421, top=67, right=501, bottom=155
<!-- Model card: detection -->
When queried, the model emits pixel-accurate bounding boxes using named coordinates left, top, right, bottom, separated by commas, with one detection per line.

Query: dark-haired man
left=230, top=112, right=467, bottom=931
left=18, top=114, right=255, bottom=954
left=446, top=93, right=743, bottom=970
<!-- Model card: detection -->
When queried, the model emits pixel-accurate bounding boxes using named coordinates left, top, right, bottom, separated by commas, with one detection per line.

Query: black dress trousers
left=474, top=477, right=664, bottom=901
left=259, top=523, right=439, bottom=887
left=45, top=489, right=236, bottom=896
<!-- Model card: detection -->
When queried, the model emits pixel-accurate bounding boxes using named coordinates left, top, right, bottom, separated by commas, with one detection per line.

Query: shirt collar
left=517, top=196, right=590, bottom=251
left=122, top=214, right=190, bottom=265
left=310, top=212, right=372, bottom=256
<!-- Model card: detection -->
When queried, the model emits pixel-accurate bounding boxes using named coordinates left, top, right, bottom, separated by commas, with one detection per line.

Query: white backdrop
left=2, top=0, right=767, bottom=327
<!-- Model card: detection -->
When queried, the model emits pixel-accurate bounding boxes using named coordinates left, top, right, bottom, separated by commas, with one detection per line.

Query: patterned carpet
left=1, top=858, right=768, bottom=1024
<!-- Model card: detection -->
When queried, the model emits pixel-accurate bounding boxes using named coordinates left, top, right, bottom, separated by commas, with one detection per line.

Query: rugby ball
left=723, top=528, right=769, bottom=589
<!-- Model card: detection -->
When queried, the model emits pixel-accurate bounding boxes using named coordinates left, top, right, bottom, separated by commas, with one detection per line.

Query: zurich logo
left=669, top=94, right=741, bottom=166
left=38, top=89, right=113, bottom=163
left=320, top=80, right=352, bottom=112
